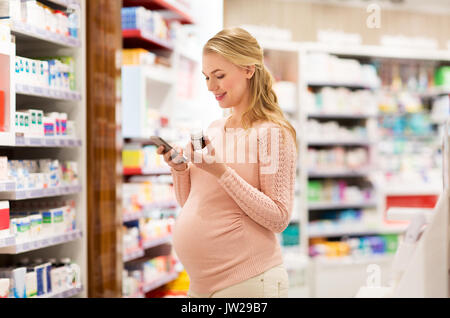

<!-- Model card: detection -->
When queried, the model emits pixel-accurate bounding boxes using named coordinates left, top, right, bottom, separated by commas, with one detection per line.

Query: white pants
left=187, top=264, right=289, bottom=298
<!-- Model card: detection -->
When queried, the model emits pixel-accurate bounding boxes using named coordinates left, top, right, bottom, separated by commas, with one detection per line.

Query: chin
left=218, top=102, right=233, bottom=109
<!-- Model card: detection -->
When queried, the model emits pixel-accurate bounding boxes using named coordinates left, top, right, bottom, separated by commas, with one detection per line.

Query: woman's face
left=202, top=52, right=253, bottom=109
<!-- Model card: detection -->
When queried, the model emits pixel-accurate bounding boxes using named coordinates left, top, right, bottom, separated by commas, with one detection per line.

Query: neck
left=229, top=93, right=251, bottom=126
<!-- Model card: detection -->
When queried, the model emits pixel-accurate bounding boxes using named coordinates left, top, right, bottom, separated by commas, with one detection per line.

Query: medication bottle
left=190, top=129, right=206, bottom=151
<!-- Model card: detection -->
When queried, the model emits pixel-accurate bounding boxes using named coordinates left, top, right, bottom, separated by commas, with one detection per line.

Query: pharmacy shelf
left=307, top=81, right=375, bottom=90
left=0, top=181, right=17, bottom=192
left=308, top=170, right=371, bottom=178
left=383, top=185, right=442, bottom=196
left=37, top=285, right=83, bottom=298
left=0, top=229, right=83, bottom=254
left=142, top=235, right=171, bottom=250
left=307, top=113, right=376, bottom=120
left=307, top=140, right=372, bottom=147
left=308, top=201, right=377, bottom=211
left=0, top=236, right=16, bottom=249
left=11, top=21, right=80, bottom=48
left=39, top=0, right=81, bottom=9
left=0, top=184, right=82, bottom=201
left=14, top=135, right=82, bottom=148
left=313, top=254, right=395, bottom=268
left=308, top=225, right=407, bottom=238
left=123, top=211, right=144, bottom=222
left=123, top=166, right=172, bottom=176
left=123, top=29, right=174, bottom=51
left=123, top=0, right=194, bottom=24
left=142, top=271, right=179, bottom=293
left=142, top=200, right=178, bottom=211
left=301, top=42, right=450, bottom=62
left=123, top=249, right=145, bottom=262
left=16, top=83, right=82, bottom=101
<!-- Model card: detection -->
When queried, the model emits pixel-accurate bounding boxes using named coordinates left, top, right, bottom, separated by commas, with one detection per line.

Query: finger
left=163, top=149, right=175, bottom=162
left=185, top=142, right=195, bottom=162
left=204, top=136, right=215, bottom=156
left=156, top=145, right=164, bottom=155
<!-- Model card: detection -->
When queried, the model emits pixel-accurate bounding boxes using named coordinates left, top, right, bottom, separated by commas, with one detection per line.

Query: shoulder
left=253, top=121, right=292, bottom=141
left=207, top=117, right=227, bottom=130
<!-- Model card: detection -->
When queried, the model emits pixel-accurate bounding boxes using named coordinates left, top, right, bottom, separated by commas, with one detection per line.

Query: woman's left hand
left=184, top=136, right=227, bottom=179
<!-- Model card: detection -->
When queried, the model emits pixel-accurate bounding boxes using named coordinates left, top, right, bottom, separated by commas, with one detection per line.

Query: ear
left=245, top=65, right=256, bottom=79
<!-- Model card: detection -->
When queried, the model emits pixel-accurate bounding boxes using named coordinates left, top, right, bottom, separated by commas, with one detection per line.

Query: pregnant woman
left=157, top=27, right=297, bottom=298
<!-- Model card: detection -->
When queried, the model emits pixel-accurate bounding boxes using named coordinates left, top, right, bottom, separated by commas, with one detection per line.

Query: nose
left=207, top=78, right=219, bottom=92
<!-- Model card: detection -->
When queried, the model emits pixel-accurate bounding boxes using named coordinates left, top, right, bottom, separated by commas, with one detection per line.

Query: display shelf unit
left=15, top=83, right=82, bottom=101
left=123, top=29, right=174, bottom=51
left=0, top=229, right=83, bottom=254
left=308, top=201, right=378, bottom=211
left=307, top=170, right=371, bottom=178
left=123, top=211, right=144, bottom=222
left=11, top=21, right=81, bottom=48
left=120, top=2, right=196, bottom=297
left=0, top=40, right=16, bottom=147
left=307, top=140, right=373, bottom=146
left=36, top=285, right=83, bottom=298
left=14, top=135, right=82, bottom=148
left=0, top=0, right=87, bottom=298
left=306, top=81, right=375, bottom=90
left=123, top=166, right=171, bottom=176
left=123, top=0, right=194, bottom=24
left=308, top=225, right=407, bottom=238
left=142, top=270, right=179, bottom=293
left=296, top=41, right=450, bottom=298
left=39, top=0, right=81, bottom=10
left=123, top=235, right=172, bottom=262
left=123, top=249, right=145, bottom=262
left=142, top=235, right=172, bottom=250
left=307, top=113, right=376, bottom=120
left=0, top=184, right=82, bottom=200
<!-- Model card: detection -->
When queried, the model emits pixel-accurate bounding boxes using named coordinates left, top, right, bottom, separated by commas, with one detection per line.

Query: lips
left=215, top=92, right=226, bottom=101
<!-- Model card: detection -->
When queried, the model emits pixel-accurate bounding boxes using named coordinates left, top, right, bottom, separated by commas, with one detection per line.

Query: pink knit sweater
left=171, top=117, right=297, bottom=295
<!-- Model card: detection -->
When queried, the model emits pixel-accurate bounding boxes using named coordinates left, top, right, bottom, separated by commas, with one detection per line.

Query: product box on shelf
left=0, top=257, right=81, bottom=298
left=0, top=156, right=7, bottom=180
left=0, top=90, right=5, bottom=132
left=0, top=201, right=10, bottom=239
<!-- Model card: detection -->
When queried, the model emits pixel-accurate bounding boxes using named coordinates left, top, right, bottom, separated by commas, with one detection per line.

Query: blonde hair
left=203, top=27, right=298, bottom=151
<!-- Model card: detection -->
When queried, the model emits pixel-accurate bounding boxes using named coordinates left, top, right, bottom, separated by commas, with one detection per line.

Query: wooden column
left=86, top=0, right=123, bottom=297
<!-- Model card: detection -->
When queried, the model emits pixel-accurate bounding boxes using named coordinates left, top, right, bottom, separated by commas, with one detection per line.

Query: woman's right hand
left=157, top=145, right=188, bottom=171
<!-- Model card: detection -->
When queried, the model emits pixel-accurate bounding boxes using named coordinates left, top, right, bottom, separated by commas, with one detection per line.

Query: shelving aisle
left=297, top=42, right=450, bottom=298
left=120, top=0, right=198, bottom=298
left=0, top=0, right=86, bottom=298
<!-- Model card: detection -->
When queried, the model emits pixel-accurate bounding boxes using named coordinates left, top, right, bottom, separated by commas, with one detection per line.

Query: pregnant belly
left=172, top=208, right=244, bottom=270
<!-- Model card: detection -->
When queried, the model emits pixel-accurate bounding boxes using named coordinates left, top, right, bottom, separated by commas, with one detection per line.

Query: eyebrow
left=202, top=69, right=223, bottom=76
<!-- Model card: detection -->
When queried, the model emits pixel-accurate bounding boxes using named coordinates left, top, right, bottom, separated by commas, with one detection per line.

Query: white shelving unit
left=259, top=39, right=449, bottom=297
left=297, top=42, right=450, bottom=298
left=0, top=0, right=86, bottom=298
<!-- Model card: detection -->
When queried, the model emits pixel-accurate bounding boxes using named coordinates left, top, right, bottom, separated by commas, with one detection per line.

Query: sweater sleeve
left=171, top=163, right=191, bottom=207
left=217, top=126, right=297, bottom=233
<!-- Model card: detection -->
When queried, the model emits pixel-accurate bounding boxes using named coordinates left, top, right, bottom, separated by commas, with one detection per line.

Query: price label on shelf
left=29, top=138, right=42, bottom=146
left=34, top=87, right=44, bottom=95
left=46, top=138, right=57, bottom=146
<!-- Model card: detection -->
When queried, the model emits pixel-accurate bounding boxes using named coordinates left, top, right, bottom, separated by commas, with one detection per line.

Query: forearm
left=171, top=164, right=191, bottom=207
left=217, top=166, right=293, bottom=233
